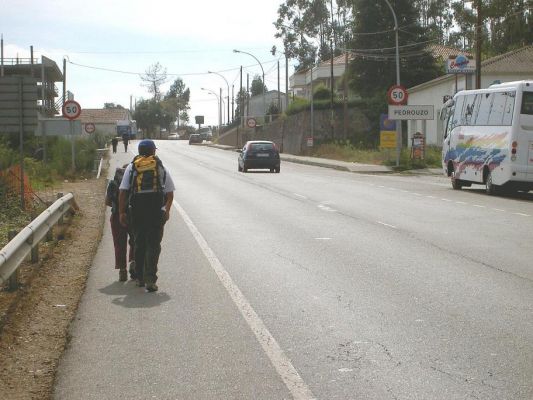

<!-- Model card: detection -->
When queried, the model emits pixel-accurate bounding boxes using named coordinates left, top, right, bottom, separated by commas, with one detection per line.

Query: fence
left=0, top=193, right=78, bottom=290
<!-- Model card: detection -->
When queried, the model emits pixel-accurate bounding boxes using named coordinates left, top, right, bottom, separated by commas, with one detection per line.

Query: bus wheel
left=451, top=171, right=462, bottom=190
left=485, top=170, right=499, bottom=195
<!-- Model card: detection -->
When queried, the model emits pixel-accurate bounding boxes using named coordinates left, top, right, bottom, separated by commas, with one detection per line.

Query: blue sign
left=380, top=114, right=396, bottom=131
left=117, top=125, right=131, bottom=136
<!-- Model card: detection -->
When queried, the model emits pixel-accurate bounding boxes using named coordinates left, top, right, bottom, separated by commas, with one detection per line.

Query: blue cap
left=138, top=139, right=156, bottom=154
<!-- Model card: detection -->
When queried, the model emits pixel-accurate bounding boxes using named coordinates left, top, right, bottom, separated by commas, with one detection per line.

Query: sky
left=1, top=0, right=294, bottom=127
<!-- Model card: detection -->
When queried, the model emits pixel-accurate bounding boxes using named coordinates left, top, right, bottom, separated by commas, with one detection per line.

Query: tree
left=234, top=88, right=249, bottom=123
left=134, top=99, right=160, bottom=137
left=275, top=0, right=353, bottom=70
left=103, top=102, right=124, bottom=109
left=140, top=62, right=167, bottom=101
left=165, top=78, right=191, bottom=128
left=347, top=0, right=441, bottom=98
left=251, top=75, right=267, bottom=97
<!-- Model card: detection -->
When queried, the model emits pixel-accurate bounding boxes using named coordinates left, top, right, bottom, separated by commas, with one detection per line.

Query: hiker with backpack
left=118, top=139, right=175, bottom=292
left=105, top=165, right=135, bottom=281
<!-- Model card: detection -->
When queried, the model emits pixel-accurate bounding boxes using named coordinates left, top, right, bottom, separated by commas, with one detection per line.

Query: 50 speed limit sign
left=62, top=100, right=82, bottom=120
left=387, top=85, right=408, bottom=105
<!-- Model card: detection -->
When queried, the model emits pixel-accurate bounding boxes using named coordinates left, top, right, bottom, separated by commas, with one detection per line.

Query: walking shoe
left=136, top=279, right=145, bottom=287
left=119, top=268, right=128, bottom=282
left=129, top=261, right=136, bottom=280
left=146, top=283, right=158, bottom=292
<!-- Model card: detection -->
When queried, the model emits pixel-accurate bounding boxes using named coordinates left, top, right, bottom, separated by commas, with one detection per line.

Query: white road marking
left=441, top=198, right=452, bottom=202
left=455, top=201, right=467, bottom=204
left=172, top=200, right=316, bottom=400
left=492, top=208, right=506, bottom=212
left=473, top=204, right=486, bottom=208
left=426, top=196, right=436, bottom=199
left=293, top=193, right=307, bottom=199
left=377, top=221, right=397, bottom=229
left=513, top=212, right=531, bottom=217
left=318, top=204, right=337, bottom=212
left=315, top=237, right=332, bottom=240
left=412, top=192, right=422, bottom=196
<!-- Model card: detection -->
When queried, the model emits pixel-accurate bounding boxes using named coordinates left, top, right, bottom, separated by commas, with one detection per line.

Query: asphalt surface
left=54, top=141, right=533, bottom=400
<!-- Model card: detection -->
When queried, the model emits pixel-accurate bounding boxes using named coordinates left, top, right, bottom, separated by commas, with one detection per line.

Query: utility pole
left=329, top=0, right=335, bottom=140
left=231, top=84, right=234, bottom=122
left=240, top=66, right=243, bottom=127
left=475, top=0, right=482, bottom=89
left=62, top=58, right=67, bottom=106
left=285, top=54, right=289, bottom=112
left=277, top=60, right=281, bottom=112
left=246, top=73, right=250, bottom=121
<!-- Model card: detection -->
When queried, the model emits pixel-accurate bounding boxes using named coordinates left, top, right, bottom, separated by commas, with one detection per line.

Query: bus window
left=453, top=95, right=465, bottom=127
left=463, top=94, right=480, bottom=125
left=521, top=92, right=533, bottom=115
left=475, top=92, right=491, bottom=125
left=489, top=92, right=509, bottom=125
left=502, top=92, right=515, bottom=125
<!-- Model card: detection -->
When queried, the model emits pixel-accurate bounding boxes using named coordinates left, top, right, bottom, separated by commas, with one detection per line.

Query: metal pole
left=70, top=120, right=75, bottom=170
left=231, top=84, right=234, bottom=122
left=383, top=0, right=401, bottom=167
left=63, top=58, right=67, bottom=107
left=285, top=54, right=289, bottom=111
left=219, top=88, right=222, bottom=135
left=246, top=73, right=250, bottom=121
left=277, top=60, right=281, bottom=112
left=310, top=66, right=314, bottom=147
left=18, top=77, right=25, bottom=209
left=240, top=66, right=243, bottom=127
left=1, top=34, right=4, bottom=77
left=475, top=0, right=482, bottom=89
left=208, top=71, right=230, bottom=125
left=233, top=50, right=265, bottom=122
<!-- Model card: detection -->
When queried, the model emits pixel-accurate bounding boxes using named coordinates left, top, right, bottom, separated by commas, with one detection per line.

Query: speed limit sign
left=387, top=85, right=408, bottom=105
left=62, top=100, right=82, bottom=120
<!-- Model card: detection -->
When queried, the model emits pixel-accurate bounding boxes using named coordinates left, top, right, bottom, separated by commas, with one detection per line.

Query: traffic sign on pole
left=62, top=100, right=81, bottom=120
left=85, top=123, right=96, bottom=134
left=387, top=85, right=408, bottom=105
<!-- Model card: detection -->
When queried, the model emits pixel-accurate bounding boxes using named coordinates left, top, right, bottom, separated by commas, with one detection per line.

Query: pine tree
left=348, top=0, right=441, bottom=97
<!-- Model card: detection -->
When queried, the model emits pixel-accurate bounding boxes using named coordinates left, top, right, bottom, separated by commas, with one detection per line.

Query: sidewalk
left=210, top=144, right=442, bottom=175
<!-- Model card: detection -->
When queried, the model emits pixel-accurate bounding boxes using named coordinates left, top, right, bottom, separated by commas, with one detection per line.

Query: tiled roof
left=319, top=53, right=353, bottom=67
left=79, top=108, right=131, bottom=124
left=427, top=44, right=472, bottom=60
left=481, top=45, right=533, bottom=73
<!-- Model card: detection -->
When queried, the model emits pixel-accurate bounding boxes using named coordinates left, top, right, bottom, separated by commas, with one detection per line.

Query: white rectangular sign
left=35, top=118, right=82, bottom=136
left=388, top=105, right=435, bottom=120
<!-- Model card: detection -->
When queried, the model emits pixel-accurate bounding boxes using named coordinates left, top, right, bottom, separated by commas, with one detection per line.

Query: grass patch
left=310, top=142, right=442, bottom=170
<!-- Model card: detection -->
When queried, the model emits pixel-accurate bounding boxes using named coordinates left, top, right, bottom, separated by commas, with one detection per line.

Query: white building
left=407, top=45, right=533, bottom=146
left=289, top=53, right=352, bottom=99
left=244, top=90, right=287, bottom=120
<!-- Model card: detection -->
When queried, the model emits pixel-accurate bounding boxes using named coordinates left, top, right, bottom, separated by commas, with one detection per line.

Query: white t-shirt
left=119, top=162, right=175, bottom=193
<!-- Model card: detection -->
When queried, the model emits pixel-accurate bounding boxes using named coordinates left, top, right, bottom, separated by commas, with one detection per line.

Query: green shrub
left=313, top=84, right=331, bottom=100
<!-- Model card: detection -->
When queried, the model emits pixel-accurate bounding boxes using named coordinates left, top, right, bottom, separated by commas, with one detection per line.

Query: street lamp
left=208, top=70, right=230, bottom=126
left=201, top=87, right=221, bottom=135
left=383, top=0, right=401, bottom=167
left=233, top=49, right=266, bottom=123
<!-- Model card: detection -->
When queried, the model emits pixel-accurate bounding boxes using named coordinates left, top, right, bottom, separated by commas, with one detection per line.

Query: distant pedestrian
left=122, top=134, right=129, bottom=152
left=111, top=137, right=118, bottom=153
left=119, top=139, right=174, bottom=292
left=106, top=166, right=135, bottom=281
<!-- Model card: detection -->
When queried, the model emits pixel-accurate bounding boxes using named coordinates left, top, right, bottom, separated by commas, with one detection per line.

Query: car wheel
left=274, top=166, right=280, bottom=173
left=243, top=164, right=248, bottom=173
left=238, top=164, right=242, bottom=172
left=269, top=168, right=274, bottom=173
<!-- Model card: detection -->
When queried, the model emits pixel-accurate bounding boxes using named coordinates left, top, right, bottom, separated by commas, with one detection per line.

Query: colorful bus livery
left=442, top=81, right=533, bottom=194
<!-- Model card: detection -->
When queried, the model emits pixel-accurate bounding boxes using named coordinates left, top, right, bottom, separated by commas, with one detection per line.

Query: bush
left=313, top=84, right=331, bottom=100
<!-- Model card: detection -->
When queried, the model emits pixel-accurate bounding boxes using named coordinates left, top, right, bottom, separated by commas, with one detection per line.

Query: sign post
left=62, top=100, right=81, bottom=170
left=387, top=85, right=408, bottom=167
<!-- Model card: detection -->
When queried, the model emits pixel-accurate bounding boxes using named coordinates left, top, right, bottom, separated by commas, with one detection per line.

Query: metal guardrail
left=0, top=193, right=78, bottom=287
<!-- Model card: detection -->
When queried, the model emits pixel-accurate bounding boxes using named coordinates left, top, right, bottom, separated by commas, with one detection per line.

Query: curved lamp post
left=208, top=71, right=230, bottom=126
left=233, top=49, right=266, bottom=122
left=201, top=87, right=221, bottom=134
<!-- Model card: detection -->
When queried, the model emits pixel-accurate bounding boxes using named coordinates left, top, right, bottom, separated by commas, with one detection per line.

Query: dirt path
left=0, top=175, right=107, bottom=400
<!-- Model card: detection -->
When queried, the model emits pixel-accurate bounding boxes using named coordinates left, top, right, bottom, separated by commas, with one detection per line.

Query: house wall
left=407, top=73, right=532, bottom=146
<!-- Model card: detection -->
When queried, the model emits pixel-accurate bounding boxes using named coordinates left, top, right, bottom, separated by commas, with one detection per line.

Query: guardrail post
left=45, top=201, right=54, bottom=242
left=57, top=193, right=64, bottom=225
left=30, top=210, right=39, bottom=263
left=7, top=230, right=19, bottom=291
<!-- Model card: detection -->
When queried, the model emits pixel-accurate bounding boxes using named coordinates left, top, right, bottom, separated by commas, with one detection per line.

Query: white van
left=441, top=80, right=533, bottom=194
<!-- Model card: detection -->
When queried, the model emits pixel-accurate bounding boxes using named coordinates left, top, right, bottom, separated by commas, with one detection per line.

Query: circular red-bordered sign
left=246, top=118, right=257, bottom=128
left=387, top=85, right=408, bottom=105
left=62, top=100, right=82, bottom=120
left=85, top=123, right=96, bottom=134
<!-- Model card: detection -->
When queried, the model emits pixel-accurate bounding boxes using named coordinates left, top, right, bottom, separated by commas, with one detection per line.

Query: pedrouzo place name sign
left=388, top=105, right=435, bottom=120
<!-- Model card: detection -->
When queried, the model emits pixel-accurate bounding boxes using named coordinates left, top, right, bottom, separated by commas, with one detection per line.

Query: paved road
left=54, top=141, right=533, bottom=400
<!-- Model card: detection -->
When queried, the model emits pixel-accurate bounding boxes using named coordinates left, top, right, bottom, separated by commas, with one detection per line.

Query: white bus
left=442, top=80, right=533, bottom=194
